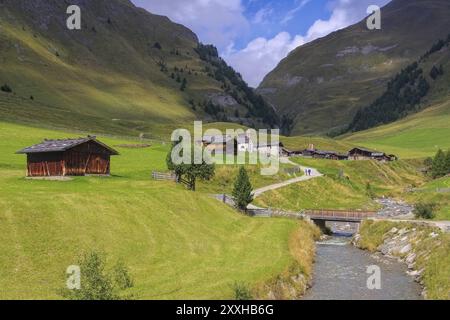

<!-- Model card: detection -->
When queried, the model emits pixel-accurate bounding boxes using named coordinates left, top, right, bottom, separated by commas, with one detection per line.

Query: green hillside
left=341, top=34, right=450, bottom=158
left=254, top=157, right=425, bottom=211
left=0, top=0, right=277, bottom=138
left=343, top=98, right=450, bottom=158
left=0, top=121, right=313, bottom=299
left=258, top=0, right=450, bottom=135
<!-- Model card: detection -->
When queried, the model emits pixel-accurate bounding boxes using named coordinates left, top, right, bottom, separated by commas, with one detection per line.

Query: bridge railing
left=304, top=209, right=377, bottom=220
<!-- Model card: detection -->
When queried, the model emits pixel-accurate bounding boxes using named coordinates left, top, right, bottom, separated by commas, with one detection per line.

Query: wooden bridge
left=304, top=209, right=378, bottom=222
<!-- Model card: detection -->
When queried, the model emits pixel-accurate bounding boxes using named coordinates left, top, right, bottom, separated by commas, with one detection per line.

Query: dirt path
left=252, top=158, right=323, bottom=198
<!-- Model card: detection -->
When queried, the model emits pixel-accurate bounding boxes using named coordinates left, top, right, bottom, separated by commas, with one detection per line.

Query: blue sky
left=132, top=0, right=391, bottom=87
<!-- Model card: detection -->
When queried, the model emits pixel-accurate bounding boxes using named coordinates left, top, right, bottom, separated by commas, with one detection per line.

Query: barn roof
left=16, top=136, right=119, bottom=155
left=349, top=147, right=379, bottom=154
left=258, top=141, right=284, bottom=148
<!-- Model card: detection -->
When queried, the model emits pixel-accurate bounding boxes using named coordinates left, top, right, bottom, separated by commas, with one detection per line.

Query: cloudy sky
left=132, top=0, right=391, bottom=87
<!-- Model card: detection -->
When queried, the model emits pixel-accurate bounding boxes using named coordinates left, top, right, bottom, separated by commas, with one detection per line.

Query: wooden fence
left=151, top=171, right=177, bottom=182
left=283, top=167, right=302, bottom=175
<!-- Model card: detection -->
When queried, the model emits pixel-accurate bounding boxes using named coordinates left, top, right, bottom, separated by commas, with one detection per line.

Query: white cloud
left=281, top=0, right=312, bottom=25
left=252, top=7, right=273, bottom=24
left=225, top=0, right=391, bottom=87
left=132, top=0, right=250, bottom=50
left=224, top=32, right=305, bottom=87
left=132, top=0, right=391, bottom=87
left=304, top=0, right=390, bottom=41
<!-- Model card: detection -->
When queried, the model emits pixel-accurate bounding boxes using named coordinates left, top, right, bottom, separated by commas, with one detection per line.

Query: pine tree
left=445, top=150, right=450, bottom=175
left=232, top=167, right=253, bottom=212
left=1, top=84, right=12, bottom=93
left=180, top=78, right=187, bottom=91
left=432, top=149, right=446, bottom=178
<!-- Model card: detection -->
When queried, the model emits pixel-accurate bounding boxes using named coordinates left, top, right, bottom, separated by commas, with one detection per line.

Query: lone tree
left=232, top=167, right=253, bottom=212
left=431, top=149, right=447, bottom=178
left=166, top=140, right=215, bottom=191
left=180, top=78, right=187, bottom=91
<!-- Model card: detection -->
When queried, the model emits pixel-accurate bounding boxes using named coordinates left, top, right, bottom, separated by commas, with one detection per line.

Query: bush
left=232, top=282, right=253, bottom=300
left=1, top=84, right=12, bottom=93
left=413, top=202, right=436, bottom=220
left=365, top=182, right=376, bottom=199
left=60, top=251, right=134, bottom=300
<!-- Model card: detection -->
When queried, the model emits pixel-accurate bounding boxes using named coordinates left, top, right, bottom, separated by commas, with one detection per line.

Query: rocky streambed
left=303, top=236, right=422, bottom=300
left=376, top=198, right=414, bottom=218
left=353, top=224, right=445, bottom=299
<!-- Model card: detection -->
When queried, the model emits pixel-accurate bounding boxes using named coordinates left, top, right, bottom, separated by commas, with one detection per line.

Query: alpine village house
left=17, top=136, right=119, bottom=177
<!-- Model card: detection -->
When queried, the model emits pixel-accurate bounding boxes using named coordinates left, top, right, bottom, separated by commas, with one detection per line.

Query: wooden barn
left=348, top=147, right=393, bottom=162
left=17, top=136, right=119, bottom=177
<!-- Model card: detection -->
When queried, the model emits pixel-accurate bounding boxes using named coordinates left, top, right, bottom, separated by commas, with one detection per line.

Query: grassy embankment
left=254, top=157, right=425, bottom=211
left=357, top=220, right=450, bottom=300
left=404, top=177, right=450, bottom=220
left=0, top=121, right=317, bottom=300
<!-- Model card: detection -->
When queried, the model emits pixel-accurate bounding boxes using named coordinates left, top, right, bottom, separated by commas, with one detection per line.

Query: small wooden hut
left=16, top=136, right=119, bottom=177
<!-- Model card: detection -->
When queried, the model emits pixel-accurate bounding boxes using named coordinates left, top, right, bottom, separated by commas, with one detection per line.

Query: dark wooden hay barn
left=17, top=136, right=119, bottom=177
left=348, top=147, right=393, bottom=162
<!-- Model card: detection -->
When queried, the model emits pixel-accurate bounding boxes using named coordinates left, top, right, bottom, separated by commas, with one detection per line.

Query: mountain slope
left=346, top=34, right=450, bottom=133
left=258, top=0, right=450, bottom=135
left=0, top=0, right=277, bottom=138
left=343, top=38, right=450, bottom=158
left=342, top=97, right=450, bottom=159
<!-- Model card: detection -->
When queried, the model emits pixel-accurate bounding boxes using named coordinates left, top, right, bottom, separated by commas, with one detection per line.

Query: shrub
left=413, top=202, right=436, bottom=220
left=60, top=251, right=134, bottom=300
left=1, top=84, right=12, bottom=93
left=366, top=182, right=376, bottom=199
left=232, top=282, right=253, bottom=300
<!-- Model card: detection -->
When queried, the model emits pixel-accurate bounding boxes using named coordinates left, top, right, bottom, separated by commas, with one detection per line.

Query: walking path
left=213, top=157, right=450, bottom=232
left=252, top=157, right=323, bottom=198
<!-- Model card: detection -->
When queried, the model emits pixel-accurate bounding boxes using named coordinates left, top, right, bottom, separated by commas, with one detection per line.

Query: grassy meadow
left=0, top=121, right=313, bottom=300
left=342, top=98, right=450, bottom=159
left=404, top=177, right=450, bottom=220
left=254, top=157, right=426, bottom=212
